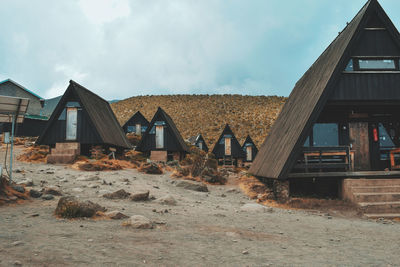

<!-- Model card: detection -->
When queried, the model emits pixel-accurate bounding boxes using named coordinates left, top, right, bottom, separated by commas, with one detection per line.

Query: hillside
left=111, top=95, right=286, bottom=148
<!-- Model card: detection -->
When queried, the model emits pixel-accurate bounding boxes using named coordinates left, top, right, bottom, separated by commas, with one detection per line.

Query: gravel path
left=0, top=147, right=399, bottom=266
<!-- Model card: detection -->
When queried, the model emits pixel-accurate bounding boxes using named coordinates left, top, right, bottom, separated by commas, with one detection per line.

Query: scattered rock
left=242, top=250, right=249, bottom=255
left=240, top=203, right=269, bottom=213
left=76, top=175, right=100, bottom=182
left=46, top=171, right=55, bottom=174
left=43, top=187, right=62, bottom=196
left=130, top=191, right=150, bottom=201
left=123, top=215, right=153, bottom=229
left=105, top=210, right=129, bottom=220
left=42, top=194, right=54, bottom=200
left=11, top=241, right=24, bottom=246
left=87, top=183, right=99, bottom=189
left=55, top=196, right=106, bottom=218
left=12, top=185, right=25, bottom=193
left=175, top=180, right=208, bottom=192
left=157, top=195, right=177, bottom=205
left=29, top=189, right=42, bottom=198
left=72, top=188, right=84, bottom=193
left=13, top=260, right=22, bottom=266
left=98, top=189, right=111, bottom=195
left=139, top=162, right=163, bottom=175
left=17, top=178, right=33, bottom=186
left=103, top=189, right=131, bottom=199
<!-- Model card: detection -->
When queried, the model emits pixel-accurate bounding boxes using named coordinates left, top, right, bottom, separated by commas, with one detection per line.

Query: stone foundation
left=273, top=180, right=290, bottom=203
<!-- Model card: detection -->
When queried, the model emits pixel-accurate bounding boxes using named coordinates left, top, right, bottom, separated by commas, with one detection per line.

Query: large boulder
left=201, top=168, right=227, bottom=185
left=29, top=189, right=42, bottom=198
left=55, top=196, right=106, bottom=218
left=175, top=180, right=208, bottom=192
left=105, top=210, right=129, bottom=220
left=43, top=187, right=63, bottom=196
left=103, top=189, right=131, bottom=199
left=139, top=162, right=163, bottom=175
left=157, top=195, right=177, bottom=205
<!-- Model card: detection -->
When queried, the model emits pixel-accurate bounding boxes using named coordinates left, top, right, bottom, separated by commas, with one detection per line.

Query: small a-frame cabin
left=189, top=134, right=209, bottom=152
left=212, top=124, right=244, bottom=166
left=37, top=80, right=131, bottom=163
left=250, top=0, right=400, bottom=201
left=122, top=111, right=149, bottom=135
left=136, top=107, right=189, bottom=162
left=241, top=135, right=258, bottom=165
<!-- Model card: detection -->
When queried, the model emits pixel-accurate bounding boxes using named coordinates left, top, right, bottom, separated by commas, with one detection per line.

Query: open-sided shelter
left=241, top=135, right=258, bottom=165
left=37, top=80, right=131, bottom=163
left=136, top=107, right=189, bottom=161
left=122, top=111, right=149, bottom=135
left=250, top=0, right=400, bottom=199
left=212, top=124, right=244, bottom=166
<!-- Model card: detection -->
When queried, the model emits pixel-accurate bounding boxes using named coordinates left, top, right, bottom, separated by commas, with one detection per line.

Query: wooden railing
left=294, top=146, right=353, bottom=172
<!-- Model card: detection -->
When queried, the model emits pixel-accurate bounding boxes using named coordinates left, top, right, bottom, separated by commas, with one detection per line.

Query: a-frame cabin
left=250, top=0, right=400, bottom=201
left=37, top=80, right=131, bottom=163
left=212, top=124, right=244, bottom=166
left=122, top=111, right=149, bottom=135
left=241, top=135, right=258, bottom=165
left=189, top=134, right=209, bottom=152
left=136, top=107, right=189, bottom=162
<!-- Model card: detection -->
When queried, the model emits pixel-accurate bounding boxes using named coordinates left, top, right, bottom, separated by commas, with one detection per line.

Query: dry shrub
left=17, top=145, right=49, bottom=163
left=239, top=175, right=273, bottom=201
left=0, top=178, right=30, bottom=205
left=126, top=133, right=141, bottom=146
left=124, top=150, right=147, bottom=163
left=55, top=196, right=106, bottom=219
left=76, top=159, right=136, bottom=171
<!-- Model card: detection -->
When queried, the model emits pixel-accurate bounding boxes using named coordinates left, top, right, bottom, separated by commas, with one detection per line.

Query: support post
left=9, top=114, right=15, bottom=184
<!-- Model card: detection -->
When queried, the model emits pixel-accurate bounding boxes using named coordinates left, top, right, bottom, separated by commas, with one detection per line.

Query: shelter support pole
left=9, top=114, right=15, bottom=184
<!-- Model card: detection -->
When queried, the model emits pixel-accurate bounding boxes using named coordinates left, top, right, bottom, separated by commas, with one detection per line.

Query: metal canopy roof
left=0, top=95, right=30, bottom=123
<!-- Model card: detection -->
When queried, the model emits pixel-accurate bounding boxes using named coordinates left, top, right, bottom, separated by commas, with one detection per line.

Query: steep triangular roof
left=250, top=0, right=399, bottom=179
left=242, top=135, right=258, bottom=151
left=212, top=124, right=244, bottom=158
left=193, top=134, right=209, bottom=152
left=136, top=107, right=189, bottom=152
left=37, top=80, right=131, bottom=149
left=122, top=111, right=149, bottom=129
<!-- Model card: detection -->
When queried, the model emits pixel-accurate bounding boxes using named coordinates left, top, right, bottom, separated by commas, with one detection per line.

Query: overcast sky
left=0, top=0, right=399, bottom=100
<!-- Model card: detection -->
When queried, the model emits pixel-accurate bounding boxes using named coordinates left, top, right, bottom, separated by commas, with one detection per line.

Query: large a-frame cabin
left=122, top=111, right=149, bottom=135
left=136, top=107, right=189, bottom=162
left=37, top=80, right=131, bottom=163
left=250, top=0, right=400, bottom=201
left=212, top=124, right=244, bottom=166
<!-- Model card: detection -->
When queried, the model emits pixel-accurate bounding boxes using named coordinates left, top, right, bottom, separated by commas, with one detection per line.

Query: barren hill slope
left=111, top=95, right=286, bottom=147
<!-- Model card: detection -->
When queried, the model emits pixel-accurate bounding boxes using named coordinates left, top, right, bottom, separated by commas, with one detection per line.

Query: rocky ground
left=1, top=147, right=400, bottom=266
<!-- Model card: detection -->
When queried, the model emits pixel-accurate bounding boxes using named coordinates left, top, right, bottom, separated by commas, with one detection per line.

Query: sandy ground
left=1, top=147, right=400, bottom=266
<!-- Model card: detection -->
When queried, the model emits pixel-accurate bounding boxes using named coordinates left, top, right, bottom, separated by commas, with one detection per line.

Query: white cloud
left=78, top=0, right=131, bottom=25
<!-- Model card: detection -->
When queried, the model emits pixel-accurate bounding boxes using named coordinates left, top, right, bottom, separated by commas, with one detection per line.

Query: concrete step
left=345, top=179, right=400, bottom=187
left=364, top=213, right=400, bottom=219
left=47, top=154, right=77, bottom=164
left=55, top=142, right=80, bottom=151
left=353, top=192, right=400, bottom=202
left=51, top=148, right=79, bottom=156
left=358, top=201, right=400, bottom=214
left=351, top=186, right=400, bottom=193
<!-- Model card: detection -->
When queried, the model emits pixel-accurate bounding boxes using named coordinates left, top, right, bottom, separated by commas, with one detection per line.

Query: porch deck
left=288, top=170, right=400, bottom=179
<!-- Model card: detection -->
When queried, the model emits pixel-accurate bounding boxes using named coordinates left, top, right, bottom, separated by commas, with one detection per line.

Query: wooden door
left=225, top=137, right=231, bottom=156
left=246, top=146, right=252, bottom=161
left=349, top=122, right=370, bottom=171
left=66, top=108, right=78, bottom=140
left=136, top=124, right=141, bottom=135
left=155, top=126, right=164, bottom=149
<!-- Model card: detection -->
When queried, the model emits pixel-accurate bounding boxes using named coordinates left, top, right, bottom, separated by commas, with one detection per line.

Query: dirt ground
left=1, top=147, right=400, bottom=266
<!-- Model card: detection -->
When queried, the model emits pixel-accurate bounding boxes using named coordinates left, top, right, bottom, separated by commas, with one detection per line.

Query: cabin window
left=313, top=123, right=339, bottom=146
left=345, top=59, right=354, bottom=71
left=359, top=59, right=395, bottom=70
left=379, top=123, right=395, bottom=148
left=149, top=126, right=156, bottom=134
left=66, top=101, right=81, bottom=107
left=127, top=125, right=135, bottom=133
left=303, top=136, right=310, bottom=147
left=142, top=126, right=148, bottom=132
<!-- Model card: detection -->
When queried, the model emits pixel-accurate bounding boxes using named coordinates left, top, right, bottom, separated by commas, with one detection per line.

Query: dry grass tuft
left=238, top=175, right=271, bottom=200
left=74, top=158, right=136, bottom=172
left=0, top=178, right=30, bottom=206
left=17, top=145, right=49, bottom=163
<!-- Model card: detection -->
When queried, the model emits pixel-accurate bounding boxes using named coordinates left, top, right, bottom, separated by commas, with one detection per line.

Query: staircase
left=47, top=143, right=80, bottom=164
left=342, top=179, right=400, bottom=219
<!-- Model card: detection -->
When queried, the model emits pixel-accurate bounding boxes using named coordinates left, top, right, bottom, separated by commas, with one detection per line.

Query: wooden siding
left=122, top=111, right=149, bottom=133
left=250, top=0, right=400, bottom=179
left=331, top=73, right=400, bottom=100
